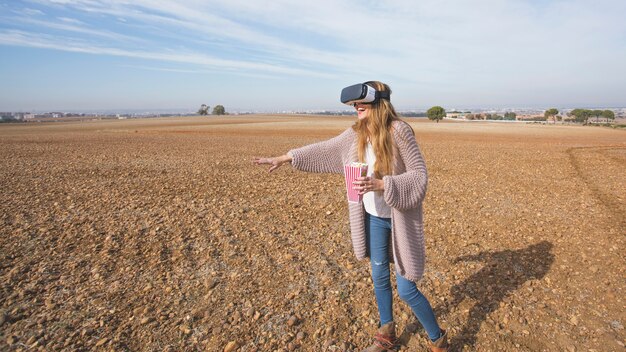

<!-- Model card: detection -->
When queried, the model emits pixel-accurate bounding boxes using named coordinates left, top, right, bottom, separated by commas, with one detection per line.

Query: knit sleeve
left=383, top=122, right=428, bottom=209
left=289, top=128, right=354, bottom=174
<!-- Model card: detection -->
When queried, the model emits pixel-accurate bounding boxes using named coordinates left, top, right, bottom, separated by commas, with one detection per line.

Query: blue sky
left=1, top=0, right=625, bottom=112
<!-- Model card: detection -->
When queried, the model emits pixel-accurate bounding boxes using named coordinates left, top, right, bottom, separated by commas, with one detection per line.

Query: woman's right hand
left=252, top=153, right=292, bottom=173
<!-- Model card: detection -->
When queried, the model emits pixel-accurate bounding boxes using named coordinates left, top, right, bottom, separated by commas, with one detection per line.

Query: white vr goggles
left=340, top=83, right=390, bottom=106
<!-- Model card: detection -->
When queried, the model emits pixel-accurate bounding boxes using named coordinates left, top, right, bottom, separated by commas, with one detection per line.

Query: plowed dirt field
left=1, top=115, right=624, bottom=351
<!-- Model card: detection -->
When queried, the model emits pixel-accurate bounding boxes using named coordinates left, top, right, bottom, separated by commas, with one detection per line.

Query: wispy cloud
left=19, top=7, right=44, bottom=16
left=57, top=16, right=83, bottom=24
left=0, top=30, right=334, bottom=78
left=8, top=0, right=622, bottom=83
left=1, top=16, right=142, bottom=43
left=117, top=63, right=285, bottom=80
left=1, top=0, right=625, bottom=109
left=49, top=1, right=361, bottom=72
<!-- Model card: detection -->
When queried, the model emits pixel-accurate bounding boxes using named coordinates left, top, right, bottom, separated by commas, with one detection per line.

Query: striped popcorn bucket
left=344, top=162, right=368, bottom=203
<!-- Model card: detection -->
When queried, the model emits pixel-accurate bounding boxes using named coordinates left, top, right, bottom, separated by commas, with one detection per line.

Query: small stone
left=406, top=321, right=420, bottom=333
left=245, top=307, right=255, bottom=317
left=191, top=308, right=205, bottom=320
left=206, top=278, right=219, bottom=289
left=287, top=315, right=298, bottom=327
left=325, top=326, right=334, bottom=335
left=6, top=335, right=17, bottom=345
left=179, top=325, right=191, bottom=335
left=140, top=317, right=155, bottom=325
left=323, top=339, right=336, bottom=349
left=45, top=298, right=55, bottom=309
left=27, top=336, right=37, bottom=345
left=224, top=340, right=239, bottom=352
left=231, top=311, right=242, bottom=324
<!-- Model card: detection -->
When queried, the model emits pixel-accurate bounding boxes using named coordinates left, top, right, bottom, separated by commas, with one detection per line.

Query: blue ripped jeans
left=366, top=212, right=442, bottom=341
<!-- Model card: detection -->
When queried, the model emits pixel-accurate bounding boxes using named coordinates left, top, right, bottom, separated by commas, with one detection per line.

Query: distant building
left=446, top=112, right=466, bottom=119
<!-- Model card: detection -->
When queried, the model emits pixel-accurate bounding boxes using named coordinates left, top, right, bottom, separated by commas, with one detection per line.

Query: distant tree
left=0, top=116, right=18, bottom=123
left=544, top=108, right=559, bottom=124
left=466, top=113, right=475, bottom=120
left=213, top=105, right=226, bottom=115
left=570, top=108, right=592, bottom=124
left=602, top=109, right=615, bottom=123
left=484, top=113, right=504, bottom=120
left=504, top=112, right=516, bottom=120
left=212, top=105, right=226, bottom=115
left=581, top=109, right=593, bottom=125
left=197, top=104, right=209, bottom=116
left=568, top=109, right=579, bottom=122
left=562, top=112, right=575, bottom=123
left=591, top=109, right=604, bottom=123
left=427, top=106, right=446, bottom=123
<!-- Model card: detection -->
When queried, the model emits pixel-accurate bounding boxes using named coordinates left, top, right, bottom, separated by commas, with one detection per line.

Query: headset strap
left=375, top=91, right=390, bottom=100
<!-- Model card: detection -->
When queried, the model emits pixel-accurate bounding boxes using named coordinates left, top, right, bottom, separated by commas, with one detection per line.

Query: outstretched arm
left=288, top=128, right=354, bottom=174
left=253, top=152, right=293, bottom=173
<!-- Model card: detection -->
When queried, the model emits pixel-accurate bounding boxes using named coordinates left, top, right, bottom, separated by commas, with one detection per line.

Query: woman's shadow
left=402, top=241, right=554, bottom=350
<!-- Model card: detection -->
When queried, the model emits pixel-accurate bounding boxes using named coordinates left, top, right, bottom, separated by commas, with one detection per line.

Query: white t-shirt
left=363, top=143, right=392, bottom=218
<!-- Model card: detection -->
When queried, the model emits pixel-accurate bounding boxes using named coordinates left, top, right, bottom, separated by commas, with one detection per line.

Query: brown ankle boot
left=362, top=322, right=398, bottom=352
left=429, top=329, right=448, bottom=352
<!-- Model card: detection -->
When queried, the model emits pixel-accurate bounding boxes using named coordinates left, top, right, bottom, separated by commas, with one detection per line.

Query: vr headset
left=340, top=83, right=390, bottom=106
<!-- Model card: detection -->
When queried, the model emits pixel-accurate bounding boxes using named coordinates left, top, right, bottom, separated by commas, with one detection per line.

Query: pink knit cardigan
left=289, top=120, right=428, bottom=281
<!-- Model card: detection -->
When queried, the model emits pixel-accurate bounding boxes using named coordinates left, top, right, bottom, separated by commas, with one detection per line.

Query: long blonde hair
left=352, top=81, right=400, bottom=178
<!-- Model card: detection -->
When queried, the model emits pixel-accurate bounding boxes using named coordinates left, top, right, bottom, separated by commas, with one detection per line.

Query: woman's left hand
left=353, top=176, right=384, bottom=195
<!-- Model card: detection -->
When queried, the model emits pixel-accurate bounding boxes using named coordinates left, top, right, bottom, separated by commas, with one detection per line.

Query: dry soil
left=0, top=116, right=624, bottom=351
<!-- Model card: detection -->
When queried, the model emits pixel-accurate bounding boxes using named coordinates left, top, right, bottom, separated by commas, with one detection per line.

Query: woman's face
left=354, top=103, right=370, bottom=120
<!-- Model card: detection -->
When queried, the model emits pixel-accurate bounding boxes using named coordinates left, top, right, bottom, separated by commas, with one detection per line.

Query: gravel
left=0, top=116, right=624, bottom=351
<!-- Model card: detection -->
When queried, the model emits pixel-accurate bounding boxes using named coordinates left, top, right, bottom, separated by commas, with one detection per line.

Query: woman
left=253, top=81, right=448, bottom=352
